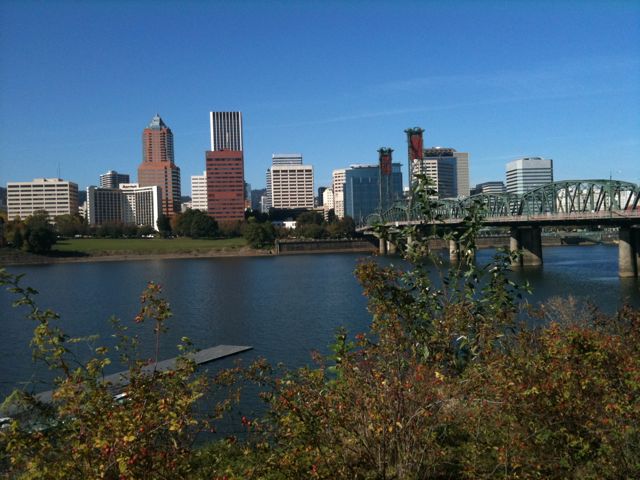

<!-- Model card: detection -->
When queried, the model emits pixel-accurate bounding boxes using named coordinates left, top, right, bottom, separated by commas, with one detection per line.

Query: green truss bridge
left=358, top=179, right=640, bottom=278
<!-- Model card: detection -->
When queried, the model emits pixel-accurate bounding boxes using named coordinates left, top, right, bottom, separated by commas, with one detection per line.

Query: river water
left=1, top=245, right=639, bottom=400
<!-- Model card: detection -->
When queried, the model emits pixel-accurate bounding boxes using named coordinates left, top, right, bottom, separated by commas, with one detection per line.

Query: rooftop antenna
left=57, top=161, right=61, bottom=179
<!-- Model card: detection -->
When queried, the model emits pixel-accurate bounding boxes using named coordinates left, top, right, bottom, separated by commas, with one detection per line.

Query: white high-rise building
left=191, top=172, right=208, bottom=211
left=7, top=178, right=79, bottom=220
left=322, top=187, right=334, bottom=211
left=266, top=154, right=314, bottom=209
left=332, top=169, right=346, bottom=218
left=87, top=183, right=160, bottom=229
left=506, top=157, right=554, bottom=194
left=412, top=147, right=470, bottom=198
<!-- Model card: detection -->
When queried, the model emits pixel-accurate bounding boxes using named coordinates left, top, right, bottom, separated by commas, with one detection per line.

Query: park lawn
left=53, top=237, right=248, bottom=255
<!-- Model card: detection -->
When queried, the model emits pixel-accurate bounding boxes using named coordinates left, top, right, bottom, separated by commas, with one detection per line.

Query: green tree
left=326, top=215, right=356, bottom=238
left=157, top=214, right=172, bottom=238
left=97, top=221, right=125, bottom=239
left=55, top=214, right=87, bottom=237
left=296, top=222, right=325, bottom=239
left=242, top=219, right=275, bottom=248
left=23, top=211, right=57, bottom=253
left=296, top=210, right=324, bottom=226
left=173, top=209, right=218, bottom=238
left=5, top=217, right=25, bottom=248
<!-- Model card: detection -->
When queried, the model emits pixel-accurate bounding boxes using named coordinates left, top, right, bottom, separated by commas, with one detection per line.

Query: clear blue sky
left=1, top=0, right=639, bottom=195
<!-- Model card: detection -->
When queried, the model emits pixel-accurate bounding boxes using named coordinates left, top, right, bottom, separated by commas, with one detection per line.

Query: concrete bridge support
left=618, top=227, right=639, bottom=278
left=449, top=239, right=460, bottom=262
left=379, top=237, right=387, bottom=255
left=510, top=226, right=543, bottom=266
left=387, top=240, right=397, bottom=255
left=449, top=236, right=476, bottom=263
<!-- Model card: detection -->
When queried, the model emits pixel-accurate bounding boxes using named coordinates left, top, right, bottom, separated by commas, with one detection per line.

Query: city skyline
left=1, top=1, right=639, bottom=192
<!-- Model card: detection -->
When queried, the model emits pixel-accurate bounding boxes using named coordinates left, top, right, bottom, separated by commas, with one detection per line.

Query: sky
left=1, top=0, right=639, bottom=196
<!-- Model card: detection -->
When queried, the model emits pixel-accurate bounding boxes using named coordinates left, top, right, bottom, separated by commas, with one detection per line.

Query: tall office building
left=266, top=154, right=314, bottom=209
left=209, top=112, right=243, bottom=151
left=343, top=163, right=403, bottom=222
left=99, top=170, right=130, bottom=189
left=506, top=157, right=553, bottom=194
left=7, top=178, right=78, bottom=220
left=412, top=147, right=470, bottom=199
left=332, top=169, right=347, bottom=218
left=138, top=114, right=181, bottom=217
left=206, top=111, right=245, bottom=221
left=191, top=172, right=208, bottom=211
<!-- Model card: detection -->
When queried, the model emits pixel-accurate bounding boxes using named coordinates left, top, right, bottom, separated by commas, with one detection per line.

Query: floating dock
left=33, top=344, right=252, bottom=404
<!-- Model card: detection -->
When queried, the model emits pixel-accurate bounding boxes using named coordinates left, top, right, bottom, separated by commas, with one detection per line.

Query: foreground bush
left=0, top=277, right=208, bottom=478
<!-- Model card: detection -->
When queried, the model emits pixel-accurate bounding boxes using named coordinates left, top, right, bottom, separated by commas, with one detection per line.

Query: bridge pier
left=387, top=240, right=397, bottom=255
left=618, top=227, right=639, bottom=278
left=510, top=226, right=543, bottom=266
left=379, top=237, right=387, bottom=255
left=449, top=239, right=460, bottom=262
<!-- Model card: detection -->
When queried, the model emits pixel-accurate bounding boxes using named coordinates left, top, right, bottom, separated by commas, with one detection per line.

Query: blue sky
left=1, top=0, right=639, bottom=195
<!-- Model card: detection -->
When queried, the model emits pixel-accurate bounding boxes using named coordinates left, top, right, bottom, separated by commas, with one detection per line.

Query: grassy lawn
left=52, top=237, right=248, bottom=255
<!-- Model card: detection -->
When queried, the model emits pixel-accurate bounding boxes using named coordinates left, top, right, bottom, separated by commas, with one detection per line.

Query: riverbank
left=1, top=235, right=615, bottom=267
left=0, top=245, right=273, bottom=267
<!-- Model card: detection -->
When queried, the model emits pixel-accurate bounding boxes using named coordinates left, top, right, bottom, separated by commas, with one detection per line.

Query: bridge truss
left=364, top=180, right=640, bottom=226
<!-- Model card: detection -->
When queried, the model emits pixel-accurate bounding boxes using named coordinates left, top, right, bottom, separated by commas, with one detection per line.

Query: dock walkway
left=34, top=345, right=252, bottom=404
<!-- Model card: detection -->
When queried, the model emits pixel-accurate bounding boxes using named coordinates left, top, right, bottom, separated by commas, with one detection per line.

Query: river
left=1, top=245, right=639, bottom=400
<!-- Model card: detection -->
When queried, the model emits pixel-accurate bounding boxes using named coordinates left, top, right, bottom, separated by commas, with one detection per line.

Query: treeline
left=1, top=208, right=359, bottom=254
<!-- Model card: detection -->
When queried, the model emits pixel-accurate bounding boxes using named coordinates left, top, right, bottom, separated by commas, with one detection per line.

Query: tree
left=157, top=214, right=172, bottom=238
left=296, top=210, right=324, bottom=226
left=296, top=222, right=325, bottom=239
left=23, top=211, right=57, bottom=253
left=242, top=219, right=275, bottom=248
left=326, top=215, right=356, bottom=238
left=5, top=217, right=25, bottom=248
left=173, top=209, right=218, bottom=238
left=218, top=220, right=242, bottom=238
left=55, top=214, right=87, bottom=237
left=97, top=221, right=125, bottom=239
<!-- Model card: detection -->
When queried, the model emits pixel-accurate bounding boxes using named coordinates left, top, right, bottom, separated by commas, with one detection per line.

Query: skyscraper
left=343, top=163, right=403, bottom=222
left=99, top=170, right=130, bottom=189
left=505, top=157, right=553, bottom=194
left=206, top=111, right=245, bottom=221
left=209, top=112, right=243, bottom=151
left=137, top=114, right=181, bottom=217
